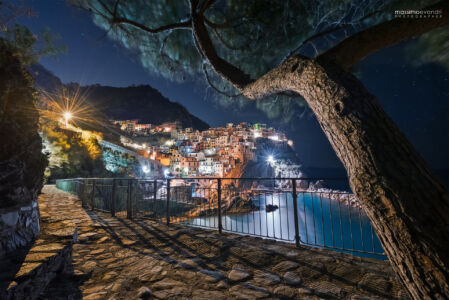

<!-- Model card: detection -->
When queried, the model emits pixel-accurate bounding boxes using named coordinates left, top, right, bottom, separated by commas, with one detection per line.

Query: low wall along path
left=3, top=185, right=409, bottom=299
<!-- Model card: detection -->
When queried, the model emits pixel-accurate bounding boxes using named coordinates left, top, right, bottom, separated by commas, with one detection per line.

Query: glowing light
left=150, top=151, right=156, bottom=160
left=142, top=165, right=150, bottom=174
left=269, top=135, right=279, bottom=141
left=130, top=143, right=145, bottom=150
left=287, top=140, right=294, bottom=147
left=205, top=148, right=215, bottom=155
left=266, top=155, right=275, bottom=164
left=183, top=167, right=189, bottom=173
left=253, top=131, right=262, bottom=138
left=64, top=112, right=72, bottom=120
left=63, top=112, right=72, bottom=127
left=164, top=169, right=170, bottom=177
left=38, top=87, right=97, bottom=130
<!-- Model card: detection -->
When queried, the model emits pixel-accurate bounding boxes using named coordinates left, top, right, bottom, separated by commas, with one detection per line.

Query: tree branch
left=190, top=0, right=252, bottom=89
left=288, top=9, right=383, bottom=57
left=200, top=0, right=217, bottom=14
left=203, top=15, right=247, bottom=29
left=320, top=0, right=449, bottom=70
left=112, top=0, right=120, bottom=17
left=76, top=0, right=192, bottom=34
left=240, top=56, right=310, bottom=100
left=210, top=26, right=248, bottom=51
left=202, top=64, right=242, bottom=97
left=111, top=17, right=192, bottom=34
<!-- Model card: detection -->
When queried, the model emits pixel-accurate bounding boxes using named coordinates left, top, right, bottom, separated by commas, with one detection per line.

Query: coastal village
left=110, top=119, right=362, bottom=208
left=112, top=120, right=294, bottom=178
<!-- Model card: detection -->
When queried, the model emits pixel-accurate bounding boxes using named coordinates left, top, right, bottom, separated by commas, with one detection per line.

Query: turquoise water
left=185, top=192, right=385, bottom=259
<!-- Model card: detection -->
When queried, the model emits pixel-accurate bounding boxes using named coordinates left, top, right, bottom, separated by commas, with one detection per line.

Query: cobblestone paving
left=39, top=186, right=408, bottom=299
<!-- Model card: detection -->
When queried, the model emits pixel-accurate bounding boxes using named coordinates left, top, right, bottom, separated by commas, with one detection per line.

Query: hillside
left=29, top=64, right=209, bottom=131
left=72, top=83, right=209, bottom=130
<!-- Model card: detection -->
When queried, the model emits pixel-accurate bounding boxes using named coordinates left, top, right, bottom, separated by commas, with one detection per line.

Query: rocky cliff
left=235, top=138, right=304, bottom=189
left=0, top=42, right=46, bottom=256
left=242, top=138, right=303, bottom=177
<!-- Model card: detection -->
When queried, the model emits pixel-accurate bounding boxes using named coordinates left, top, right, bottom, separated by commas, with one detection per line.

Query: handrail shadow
left=83, top=208, right=400, bottom=299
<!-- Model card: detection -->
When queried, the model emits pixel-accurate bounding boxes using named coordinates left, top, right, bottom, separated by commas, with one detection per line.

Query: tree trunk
left=243, top=56, right=449, bottom=299
left=191, top=1, right=449, bottom=297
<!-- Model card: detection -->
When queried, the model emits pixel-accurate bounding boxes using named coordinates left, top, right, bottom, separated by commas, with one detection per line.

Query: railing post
left=80, top=180, right=85, bottom=207
left=292, top=179, right=300, bottom=247
left=217, top=178, right=222, bottom=234
left=166, top=179, right=171, bottom=225
left=127, top=179, right=133, bottom=219
left=91, top=179, right=96, bottom=210
left=111, top=179, right=116, bottom=217
left=153, top=179, right=157, bottom=204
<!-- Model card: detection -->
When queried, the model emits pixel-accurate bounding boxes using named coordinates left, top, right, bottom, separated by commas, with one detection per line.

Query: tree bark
left=242, top=56, right=449, bottom=300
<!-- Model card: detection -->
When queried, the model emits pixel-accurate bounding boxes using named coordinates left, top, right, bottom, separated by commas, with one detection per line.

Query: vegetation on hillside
left=40, top=119, right=113, bottom=182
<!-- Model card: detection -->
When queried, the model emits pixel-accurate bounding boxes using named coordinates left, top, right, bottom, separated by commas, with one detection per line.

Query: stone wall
left=0, top=204, right=40, bottom=257
left=0, top=40, right=46, bottom=256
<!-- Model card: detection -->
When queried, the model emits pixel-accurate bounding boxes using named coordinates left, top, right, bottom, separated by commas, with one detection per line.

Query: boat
left=265, top=204, right=279, bottom=212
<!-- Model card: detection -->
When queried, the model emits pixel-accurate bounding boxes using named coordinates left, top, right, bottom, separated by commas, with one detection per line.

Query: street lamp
left=266, top=155, right=275, bottom=164
left=142, top=165, right=150, bottom=174
left=63, top=112, right=72, bottom=128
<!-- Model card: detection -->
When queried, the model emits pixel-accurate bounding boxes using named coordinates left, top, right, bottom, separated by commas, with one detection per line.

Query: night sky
left=18, top=0, right=449, bottom=173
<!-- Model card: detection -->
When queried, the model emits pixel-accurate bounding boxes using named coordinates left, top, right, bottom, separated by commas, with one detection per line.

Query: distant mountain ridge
left=29, top=64, right=209, bottom=131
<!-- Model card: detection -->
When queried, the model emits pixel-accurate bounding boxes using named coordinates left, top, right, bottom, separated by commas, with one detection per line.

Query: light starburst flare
left=37, top=87, right=98, bottom=129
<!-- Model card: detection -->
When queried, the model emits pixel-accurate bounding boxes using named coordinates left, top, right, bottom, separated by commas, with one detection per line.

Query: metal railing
left=56, top=177, right=385, bottom=258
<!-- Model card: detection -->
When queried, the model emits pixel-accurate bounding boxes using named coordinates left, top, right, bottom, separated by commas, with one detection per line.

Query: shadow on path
left=83, top=209, right=402, bottom=300
left=0, top=244, right=32, bottom=292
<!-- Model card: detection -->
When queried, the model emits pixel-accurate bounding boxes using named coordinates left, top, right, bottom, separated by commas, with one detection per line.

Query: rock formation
left=0, top=41, right=46, bottom=256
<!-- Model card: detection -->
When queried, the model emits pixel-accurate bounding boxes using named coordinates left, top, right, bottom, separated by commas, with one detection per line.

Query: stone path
left=36, top=186, right=408, bottom=299
left=0, top=188, right=75, bottom=299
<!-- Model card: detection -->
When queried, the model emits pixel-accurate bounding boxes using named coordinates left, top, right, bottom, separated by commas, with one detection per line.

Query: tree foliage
left=0, top=1, right=67, bottom=66
left=408, top=25, right=449, bottom=70
left=73, top=0, right=438, bottom=122
left=102, top=147, right=139, bottom=176
left=40, top=120, right=112, bottom=182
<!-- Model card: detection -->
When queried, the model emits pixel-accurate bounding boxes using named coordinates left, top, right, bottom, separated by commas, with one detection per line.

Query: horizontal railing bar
left=57, top=177, right=348, bottom=181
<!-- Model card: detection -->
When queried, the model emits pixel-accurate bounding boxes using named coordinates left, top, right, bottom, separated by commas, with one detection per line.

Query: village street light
left=142, top=165, right=150, bottom=174
left=266, top=155, right=275, bottom=164
left=63, top=112, right=72, bottom=128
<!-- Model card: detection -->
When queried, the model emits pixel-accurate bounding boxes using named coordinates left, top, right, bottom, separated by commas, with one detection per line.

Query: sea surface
left=185, top=192, right=385, bottom=259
